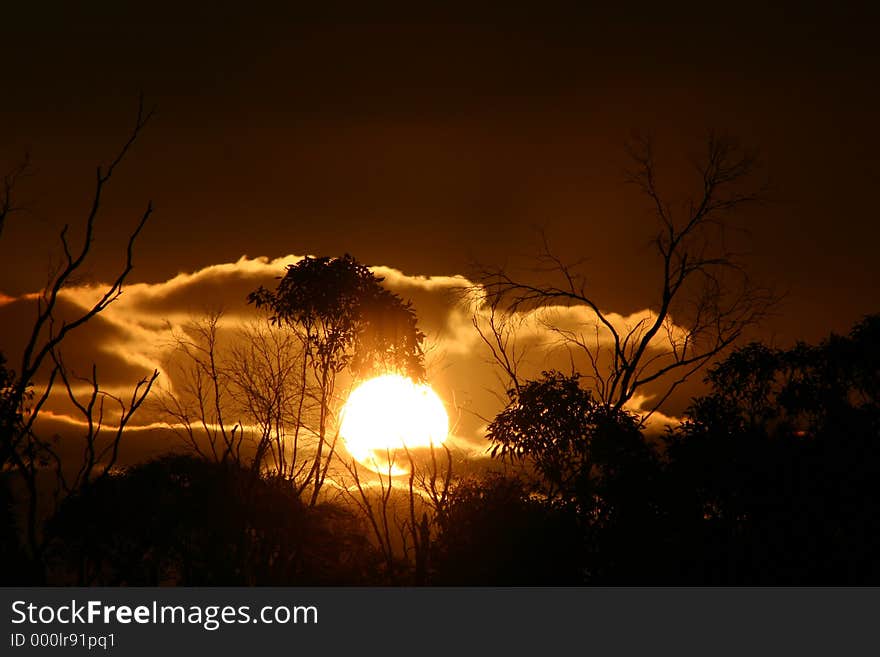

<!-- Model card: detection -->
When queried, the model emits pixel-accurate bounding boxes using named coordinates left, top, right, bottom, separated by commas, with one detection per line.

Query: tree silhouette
left=50, top=351, right=157, bottom=496
left=248, top=254, right=425, bottom=505
left=0, top=98, right=158, bottom=579
left=485, top=370, right=664, bottom=582
left=45, top=454, right=380, bottom=585
left=156, top=312, right=243, bottom=466
left=0, top=155, right=29, bottom=240
left=431, top=474, right=582, bottom=585
left=336, top=441, right=457, bottom=584
left=474, top=315, right=880, bottom=584
left=487, top=371, right=648, bottom=506
left=228, top=318, right=308, bottom=480
left=475, top=135, right=777, bottom=422
left=662, top=314, right=880, bottom=583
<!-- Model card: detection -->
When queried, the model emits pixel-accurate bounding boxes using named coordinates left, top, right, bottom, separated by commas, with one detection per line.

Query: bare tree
left=157, top=312, right=348, bottom=500
left=50, top=351, right=158, bottom=495
left=339, top=454, right=400, bottom=580
left=403, top=442, right=454, bottom=584
left=0, top=155, right=30, bottom=239
left=156, top=312, right=242, bottom=465
left=472, top=303, right=527, bottom=398
left=0, top=97, right=157, bottom=572
left=228, top=319, right=309, bottom=483
left=337, top=441, right=456, bottom=584
left=475, top=134, right=777, bottom=423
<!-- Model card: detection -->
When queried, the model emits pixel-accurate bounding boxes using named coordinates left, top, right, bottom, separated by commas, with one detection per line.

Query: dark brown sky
left=2, top=2, right=879, bottom=345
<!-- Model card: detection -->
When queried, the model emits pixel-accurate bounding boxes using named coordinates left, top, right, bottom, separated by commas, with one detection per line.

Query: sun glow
left=340, top=374, right=449, bottom=473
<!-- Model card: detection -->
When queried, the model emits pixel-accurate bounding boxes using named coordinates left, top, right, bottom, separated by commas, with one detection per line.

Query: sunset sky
left=2, top=4, right=878, bottom=461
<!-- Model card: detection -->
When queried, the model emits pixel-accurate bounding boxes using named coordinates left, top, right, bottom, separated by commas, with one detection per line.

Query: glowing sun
left=340, top=374, right=449, bottom=472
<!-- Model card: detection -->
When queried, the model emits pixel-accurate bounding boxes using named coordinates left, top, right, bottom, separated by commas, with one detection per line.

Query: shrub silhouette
left=431, top=474, right=582, bottom=585
left=662, top=314, right=880, bottom=583
left=45, top=454, right=380, bottom=585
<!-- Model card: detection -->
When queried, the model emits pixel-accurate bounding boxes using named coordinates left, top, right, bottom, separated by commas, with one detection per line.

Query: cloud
left=2, top=254, right=686, bottom=469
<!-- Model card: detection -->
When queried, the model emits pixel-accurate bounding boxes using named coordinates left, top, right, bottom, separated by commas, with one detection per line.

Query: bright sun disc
left=341, top=374, right=449, bottom=472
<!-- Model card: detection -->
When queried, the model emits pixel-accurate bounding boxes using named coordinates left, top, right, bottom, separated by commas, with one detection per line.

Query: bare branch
left=473, top=134, right=777, bottom=421
left=0, top=154, right=31, bottom=239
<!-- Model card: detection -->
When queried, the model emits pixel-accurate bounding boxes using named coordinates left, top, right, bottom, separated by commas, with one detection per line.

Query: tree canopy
left=248, top=254, right=425, bottom=380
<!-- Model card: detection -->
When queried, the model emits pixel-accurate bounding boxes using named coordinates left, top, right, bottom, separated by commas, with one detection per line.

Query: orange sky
left=2, top=5, right=879, bottom=458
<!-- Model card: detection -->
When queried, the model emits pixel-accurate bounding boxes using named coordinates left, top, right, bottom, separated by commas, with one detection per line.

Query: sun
left=340, top=374, right=449, bottom=473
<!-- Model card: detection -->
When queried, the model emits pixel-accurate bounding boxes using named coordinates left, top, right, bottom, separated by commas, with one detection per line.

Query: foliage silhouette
left=474, top=315, right=880, bottom=584
left=484, top=371, right=666, bottom=583
left=248, top=254, right=426, bottom=506
left=431, top=474, right=582, bottom=585
left=662, top=314, right=880, bottom=583
left=249, top=254, right=425, bottom=380
left=487, top=371, right=649, bottom=508
left=45, top=454, right=381, bottom=585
